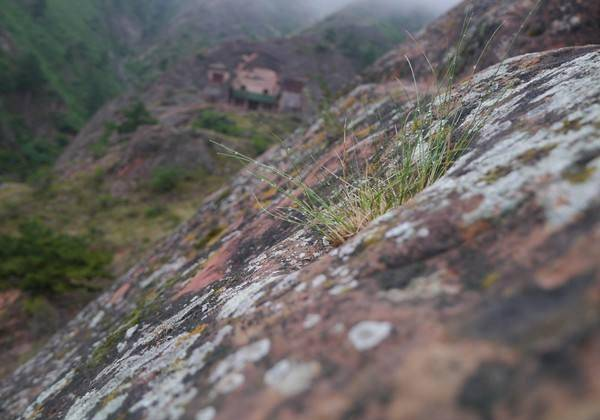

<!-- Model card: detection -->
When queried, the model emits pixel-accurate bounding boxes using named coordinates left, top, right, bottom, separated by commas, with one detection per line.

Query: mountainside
left=127, top=0, right=337, bottom=81
left=1, top=0, right=599, bottom=418
left=0, top=0, right=178, bottom=178
left=55, top=1, right=433, bottom=188
left=0, top=0, right=325, bottom=180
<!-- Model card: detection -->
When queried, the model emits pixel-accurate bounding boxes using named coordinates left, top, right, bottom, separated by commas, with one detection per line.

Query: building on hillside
left=203, top=62, right=230, bottom=102
left=279, top=78, right=305, bottom=112
left=204, top=53, right=305, bottom=113
left=230, top=66, right=280, bottom=110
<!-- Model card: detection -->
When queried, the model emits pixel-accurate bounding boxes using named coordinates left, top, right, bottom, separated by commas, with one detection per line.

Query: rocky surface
left=367, top=0, right=600, bottom=82
left=1, top=40, right=599, bottom=420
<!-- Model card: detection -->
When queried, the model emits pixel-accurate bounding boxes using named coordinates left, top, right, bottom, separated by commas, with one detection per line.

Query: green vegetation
left=0, top=0, right=179, bottom=180
left=312, top=8, right=431, bottom=68
left=0, top=110, right=299, bottom=278
left=117, top=101, right=158, bottom=134
left=194, top=109, right=299, bottom=156
left=150, top=166, right=186, bottom=193
left=0, top=220, right=112, bottom=294
left=90, top=123, right=117, bottom=159
left=194, top=109, right=243, bottom=136
left=14, top=53, right=47, bottom=93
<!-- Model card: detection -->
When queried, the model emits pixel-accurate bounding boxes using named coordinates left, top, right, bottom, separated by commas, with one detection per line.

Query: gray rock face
left=1, top=42, right=599, bottom=420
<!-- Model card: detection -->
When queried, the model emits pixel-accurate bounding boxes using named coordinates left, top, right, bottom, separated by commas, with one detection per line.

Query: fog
left=309, top=0, right=463, bottom=17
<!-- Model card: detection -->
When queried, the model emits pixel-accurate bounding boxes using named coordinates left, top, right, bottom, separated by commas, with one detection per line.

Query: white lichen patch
left=264, top=359, right=320, bottom=397
left=348, top=321, right=393, bottom=352
left=540, top=152, right=600, bottom=229
left=214, top=372, right=245, bottom=395
left=195, top=407, right=216, bottom=420
left=271, top=272, right=300, bottom=296
left=311, top=274, right=327, bottom=288
left=385, top=222, right=415, bottom=241
left=294, top=282, right=308, bottom=293
left=22, top=369, right=75, bottom=419
left=139, top=257, right=187, bottom=288
left=338, top=236, right=363, bottom=260
left=329, top=280, right=359, bottom=295
left=91, top=394, right=127, bottom=420
left=303, top=313, right=321, bottom=329
left=89, top=311, right=106, bottom=329
left=218, top=274, right=282, bottom=320
left=385, top=223, right=429, bottom=243
left=125, top=324, right=138, bottom=340
left=209, top=338, right=271, bottom=384
left=330, top=265, right=350, bottom=278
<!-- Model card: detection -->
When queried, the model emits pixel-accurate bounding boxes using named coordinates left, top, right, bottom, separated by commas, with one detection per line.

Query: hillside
left=131, top=0, right=332, bottom=81
left=0, top=0, right=176, bottom=179
left=1, top=0, right=599, bottom=418
left=55, top=1, right=433, bottom=185
left=0, top=0, right=325, bottom=181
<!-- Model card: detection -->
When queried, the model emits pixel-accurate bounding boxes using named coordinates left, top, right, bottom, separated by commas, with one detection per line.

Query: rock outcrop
left=2, top=43, right=599, bottom=420
left=367, top=0, right=600, bottom=82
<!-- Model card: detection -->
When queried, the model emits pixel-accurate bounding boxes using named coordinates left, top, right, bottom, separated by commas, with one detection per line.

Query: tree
left=117, top=101, right=157, bottom=134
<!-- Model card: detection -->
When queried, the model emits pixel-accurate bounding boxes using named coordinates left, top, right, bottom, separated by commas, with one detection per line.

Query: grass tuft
left=216, top=92, right=479, bottom=246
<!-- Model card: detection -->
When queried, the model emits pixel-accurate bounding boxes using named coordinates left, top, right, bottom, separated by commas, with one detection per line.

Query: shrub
left=144, top=205, right=167, bottom=218
left=117, top=101, right=157, bottom=134
left=52, top=112, right=79, bottom=134
left=0, top=56, right=15, bottom=93
left=251, top=135, right=270, bottom=155
left=0, top=221, right=112, bottom=294
left=194, top=109, right=241, bottom=136
left=150, top=166, right=184, bottom=193
left=90, top=124, right=115, bottom=159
